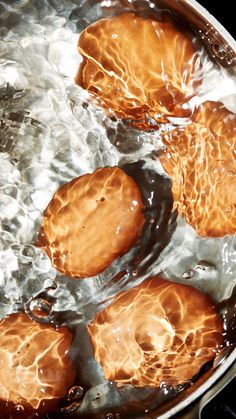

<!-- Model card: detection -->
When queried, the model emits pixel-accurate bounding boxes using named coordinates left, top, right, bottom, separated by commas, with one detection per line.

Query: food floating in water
left=77, top=12, right=202, bottom=129
left=0, top=312, right=75, bottom=418
left=88, top=276, right=223, bottom=387
left=38, top=167, right=145, bottom=278
left=160, top=101, right=236, bottom=237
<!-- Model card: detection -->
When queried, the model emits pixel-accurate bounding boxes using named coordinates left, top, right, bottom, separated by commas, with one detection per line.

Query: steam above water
left=0, top=0, right=236, bottom=417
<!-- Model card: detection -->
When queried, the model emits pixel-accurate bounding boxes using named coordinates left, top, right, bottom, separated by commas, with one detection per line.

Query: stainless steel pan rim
left=154, top=0, right=236, bottom=416
left=186, top=0, right=236, bottom=48
left=155, top=0, right=236, bottom=67
left=0, top=0, right=235, bottom=417
left=159, top=348, right=236, bottom=418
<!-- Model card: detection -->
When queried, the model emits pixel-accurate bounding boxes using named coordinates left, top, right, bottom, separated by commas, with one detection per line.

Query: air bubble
left=26, top=298, right=52, bottom=323
left=132, top=269, right=139, bottom=277
left=66, top=386, right=84, bottom=402
left=149, top=217, right=155, bottom=224
left=104, top=411, right=120, bottom=418
left=195, top=260, right=215, bottom=271
left=182, top=270, right=194, bottom=279
left=15, top=404, right=24, bottom=415
left=20, top=245, right=36, bottom=259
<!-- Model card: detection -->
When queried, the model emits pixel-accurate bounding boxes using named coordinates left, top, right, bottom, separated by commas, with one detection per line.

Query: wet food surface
left=88, top=276, right=223, bottom=388
left=0, top=312, right=75, bottom=418
left=38, top=167, right=144, bottom=278
left=160, top=101, right=236, bottom=237
left=77, top=12, right=202, bottom=129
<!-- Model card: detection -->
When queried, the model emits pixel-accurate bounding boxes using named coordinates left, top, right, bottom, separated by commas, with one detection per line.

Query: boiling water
left=0, top=0, right=236, bottom=418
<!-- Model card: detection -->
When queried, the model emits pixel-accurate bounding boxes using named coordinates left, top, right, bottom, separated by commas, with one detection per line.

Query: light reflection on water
left=0, top=0, right=236, bottom=417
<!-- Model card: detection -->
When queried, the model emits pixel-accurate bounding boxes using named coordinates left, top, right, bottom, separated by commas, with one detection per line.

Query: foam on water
left=0, top=0, right=236, bottom=417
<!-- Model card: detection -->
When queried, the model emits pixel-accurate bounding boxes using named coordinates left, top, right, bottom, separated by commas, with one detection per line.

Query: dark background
left=201, top=377, right=236, bottom=419
left=197, top=0, right=235, bottom=38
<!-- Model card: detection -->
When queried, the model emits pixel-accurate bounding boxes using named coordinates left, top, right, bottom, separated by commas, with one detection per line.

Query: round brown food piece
left=88, top=276, right=223, bottom=387
left=38, top=167, right=145, bottom=278
left=77, top=12, right=202, bottom=129
left=160, top=101, right=236, bottom=237
left=0, top=312, right=75, bottom=418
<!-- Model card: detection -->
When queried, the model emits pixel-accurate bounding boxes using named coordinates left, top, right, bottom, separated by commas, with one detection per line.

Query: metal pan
left=0, top=0, right=235, bottom=418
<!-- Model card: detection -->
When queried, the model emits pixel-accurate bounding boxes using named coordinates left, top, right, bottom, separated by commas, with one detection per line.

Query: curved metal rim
left=157, top=347, right=236, bottom=418
left=154, top=0, right=236, bottom=66
left=155, top=0, right=236, bottom=416
left=186, top=0, right=236, bottom=49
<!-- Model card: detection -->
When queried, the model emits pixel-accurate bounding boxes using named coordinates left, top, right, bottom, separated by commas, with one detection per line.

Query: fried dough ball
left=88, top=276, right=223, bottom=387
left=0, top=312, right=75, bottom=418
left=160, top=101, right=236, bottom=237
left=77, top=13, right=202, bottom=129
left=38, top=167, right=145, bottom=278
